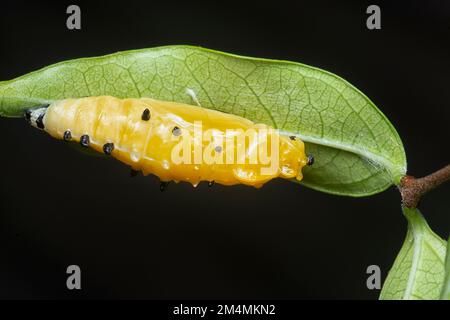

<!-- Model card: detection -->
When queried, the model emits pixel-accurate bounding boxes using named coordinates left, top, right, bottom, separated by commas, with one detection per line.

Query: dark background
left=0, top=0, right=449, bottom=299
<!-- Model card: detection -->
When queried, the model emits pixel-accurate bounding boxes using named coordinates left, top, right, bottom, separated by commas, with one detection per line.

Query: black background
left=0, top=0, right=449, bottom=300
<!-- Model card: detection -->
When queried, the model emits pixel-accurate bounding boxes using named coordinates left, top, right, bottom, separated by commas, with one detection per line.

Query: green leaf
left=0, top=45, right=406, bottom=196
left=380, top=207, right=447, bottom=300
left=441, top=236, right=450, bottom=300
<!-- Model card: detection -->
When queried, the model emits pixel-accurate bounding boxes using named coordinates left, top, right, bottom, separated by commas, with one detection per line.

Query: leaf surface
left=380, top=207, right=447, bottom=300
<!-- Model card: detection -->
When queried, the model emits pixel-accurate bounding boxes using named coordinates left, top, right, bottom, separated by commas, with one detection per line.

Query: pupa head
left=25, top=105, right=49, bottom=130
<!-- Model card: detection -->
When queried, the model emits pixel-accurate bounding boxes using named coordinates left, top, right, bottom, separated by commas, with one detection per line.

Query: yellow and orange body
left=33, top=96, right=309, bottom=187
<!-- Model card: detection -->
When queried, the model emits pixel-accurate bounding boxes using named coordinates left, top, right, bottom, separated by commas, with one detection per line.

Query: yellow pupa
left=27, top=96, right=312, bottom=188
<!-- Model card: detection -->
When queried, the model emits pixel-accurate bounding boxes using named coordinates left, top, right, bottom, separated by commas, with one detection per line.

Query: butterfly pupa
left=26, top=96, right=312, bottom=188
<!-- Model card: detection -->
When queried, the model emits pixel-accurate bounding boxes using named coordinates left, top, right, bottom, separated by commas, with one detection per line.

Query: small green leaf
left=380, top=207, right=447, bottom=300
left=441, top=236, right=450, bottom=300
left=0, top=46, right=406, bottom=196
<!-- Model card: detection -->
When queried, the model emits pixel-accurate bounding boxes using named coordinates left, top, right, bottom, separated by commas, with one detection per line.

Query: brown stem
left=400, top=164, right=450, bottom=208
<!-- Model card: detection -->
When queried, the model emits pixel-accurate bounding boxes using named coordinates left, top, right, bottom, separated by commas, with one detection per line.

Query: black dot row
left=63, top=130, right=114, bottom=155
left=58, top=108, right=152, bottom=155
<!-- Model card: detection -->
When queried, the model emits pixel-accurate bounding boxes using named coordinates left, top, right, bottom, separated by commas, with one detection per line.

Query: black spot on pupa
left=24, top=109, right=32, bottom=122
left=214, top=146, right=222, bottom=153
left=307, top=154, right=314, bottom=166
left=141, top=108, right=151, bottom=121
left=80, top=135, right=90, bottom=147
left=103, top=142, right=114, bottom=155
left=208, top=181, right=215, bottom=187
left=63, top=130, right=72, bottom=142
left=36, top=114, right=45, bottom=129
left=160, top=181, right=169, bottom=192
left=289, top=136, right=296, bottom=141
left=172, top=126, right=182, bottom=136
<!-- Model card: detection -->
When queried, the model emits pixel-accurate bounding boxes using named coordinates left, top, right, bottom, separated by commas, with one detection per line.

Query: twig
left=400, top=164, right=450, bottom=208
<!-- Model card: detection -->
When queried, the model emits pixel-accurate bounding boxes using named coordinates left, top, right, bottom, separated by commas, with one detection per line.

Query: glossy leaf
left=0, top=46, right=406, bottom=195
left=380, top=207, right=447, bottom=300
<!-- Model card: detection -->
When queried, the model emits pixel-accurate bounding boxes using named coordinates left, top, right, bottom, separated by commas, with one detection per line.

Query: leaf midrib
left=402, top=210, right=446, bottom=300
left=285, top=132, right=404, bottom=182
left=403, top=223, right=423, bottom=300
